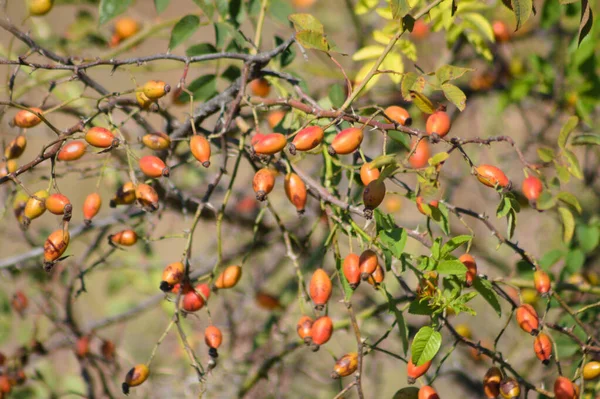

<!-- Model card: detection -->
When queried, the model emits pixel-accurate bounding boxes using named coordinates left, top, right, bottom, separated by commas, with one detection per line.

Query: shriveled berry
left=139, top=155, right=169, bottom=178
left=416, top=196, right=439, bottom=216
left=28, top=0, right=53, bottom=15
left=142, top=132, right=171, bottom=151
left=533, top=333, right=552, bottom=365
left=14, top=107, right=43, bottom=128
left=160, top=262, right=185, bottom=292
left=253, top=133, right=287, bottom=155
left=44, top=229, right=70, bottom=263
left=189, top=135, right=211, bottom=167
left=583, top=361, right=600, bottom=380
left=553, top=376, right=576, bottom=399
left=75, top=336, right=90, bottom=358
left=459, top=254, right=477, bottom=287
left=515, top=304, right=539, bottom=335
left=249, top=78, right=270, bottom=97
left=45, top=193, right=71, bottom=215
left=409, top=139, right=430, bottom=169
left=114, top=17, right=139, bottom=40
left=12, top=190, right=29, bottom=224
left=5, top=136, right=27, bottom=159
left=418, top=386, right=439, bottom=399
left=499, top=378, right=520, bottom=399
left=110, top=182, right=136, bottom=207
left=290, top=126, right=324, bottom=154
left=284, top=173, right=307, bottom=214
left=181, top=283, right=210, bottom=312
left=363, top=180, right=386, bottom=215
left=214, top=265, right=242, bottom=290
left=360, top=162, right=380, bottom=186
left=11, top=291, right=28, bottom=316
left=522, top=176, right=543, bottom=202
left=367, top=264, right=385, bottom=286
left=426, top=111, right=451, bottom=137
left=331, top=352, right=358, bottom=379
left=83, top=192, right=102, bottom=225
left=311, top=316, right=333, bottom=349
left=329, top=127, right=363, bottom=155
left=385, top=106, right=412, bottom=126
left=143, top=80, right=170, bottom=100
left=483, top=366, right=502, bottom=398
left=57, top=141, right=86, bottom=161
left=267, top=110, right=286, bottom=128
left=533, top=270, right=551, bottom=296
left=122, top=364, right=149, bottom=394
left=109, top=229, right=138, bottom=246
left=343, top=253, right=361, bottom=289
left=135, top=183, right=159, bottom=211
left=23, top=189, right=49, bottom=225
left=475, top=165, right=510, bottom=189
left=101, top=340, right=116, bottom=361
left=85, top=127, right=117, bottom=148
left=407, top=356, right=432, bottom=384
left=309, top=268, right=332, bottom=311
left=253, top=168, right=277, bottom=201
left=359, top=249, right=378, bottom=281
left=297, top=316, right=313, bottom=344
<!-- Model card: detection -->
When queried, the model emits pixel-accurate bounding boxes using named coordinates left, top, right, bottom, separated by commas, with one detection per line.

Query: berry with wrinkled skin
left=409, top=139, right=430, bottom=169
left=407, top=357, right=432, bottom=384
left=360, top=162, right=380, bottom=186
left=23, top=190, right=49, bottom=225
left=483, top=366, right=502, bottom=398
left=45, top=193, right=71, bottom=215
left=426, top=111, right=451, bottom=137
left=476, top=165, right=510, bottom=189
left=190, top=135, right=211, bottom=167
left=12, top=191, right=28, bottom=224
left=181, top=283, right=210, bottom=312
left=329, top=127, right=363, bottom=155
left=459, top=254, right=477, bottom=287
left=5, top=136, right=27, bottom=159
left=109, top=230, right=138, bottom=246
left=142, top=132, right=171, bottom=151
left=214, top=265, right=242, bottom=289
left=343, top=253, right=361, bottom=289
left=110, top=182, right=136, bottom=207
left=331, top=352, right=358, bottom=379
left=135, top=183, right=159, bottom=211
left=385, top=106, right=412, bottom=126
left=311, top=316, right=333, bottom=348
left=29, top=0, right=53, bottom=15
left=253, top=168, right=277, bottom=201
left=534, top=270, right=551, bottom=296
left=418, top=386, right=439, bottom=399
left=493, top=21, right=510, bottom=43
left=160, top=262, right=185, bottom=292
left=253, top=133, right=287, bottom=155
left=44, top=229, right=70, bottom=263
left=114, top=17, right=139, bottom=40
left=553, top=376, right=576, bottom=399
left=516, top=304, right=539, bottom=335
left=533, top=333, right=552, bottom=364
left=363, top=180, right=386, bottom=214
left=583, top=361, right=600, bottom=380
left=290, top=126, right=324, bottom=154
left=359, top=249, right=378, bottom=280
left=205, top=325, right=223, bottom=358
left=249, top=78, right=270, bottom=97
left=122, top=364, right=149, bottom=394
left=499, top=378, right=520, bottom=399
left=416, top=196, right=439, bottom=216
left=14, top=107, right=43, bottom=128
left=367, top=264, right=385, bottom=286
left=522, top=176, right=543, bottom=202
left=83, top=192, right=102, bottom=225
left=309, top=268, right=332, bottom=310
left=284, top=173, right=307, bottom=214
left=139, top=155, right=169, bottom=178
left=85, top=127, right=117, bottom=148
left=58, top=141, right=86, bottom=161
left=143, top=80, right=170, bottom=100
left=297, top=316, right=313, bottom=344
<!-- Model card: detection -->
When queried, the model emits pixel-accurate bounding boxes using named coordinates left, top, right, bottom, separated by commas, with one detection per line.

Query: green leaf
left=177, top=74, right=217, bottom=103
left=473, top=278, right=501, bottom=316
left=537, top=147, right=555, bottom=162
left=436, top=65, right=474, bottom=84
left=275, top=36, right=295, bottom=68
left=289, top=13, right=324, bottom=33
left=374, top=209, right=395, bottom=234
left=572, top=133, right=600, bottom=146
left=441, top=235, right=472, bottom=257
left=393, top=388, right=420, bottom=399
left=409, top=298, right=434, bottom=315
left=433, top=202, right=450, bottom=235
left=169, top=15, right=200, bottom=50
left=390, top=0, right=411, bottom=19
left=221, top=65, right=241, bottom=82
left=564, top=149, right=583, bottom=180
left=564, top=249, right=585, bottom=274
left=558, top=206, right=575, bottom=243
left=578, top=0, right=593, bottom=46
left=540, top=0, right=561, bottom=28
left=329, top=84, right=345, bottom=108
left=431, top=237, right=442, bottom=260
left=504, top=0, right=533, bottom=31
left=352, top=45, right=385, bottom=61
left=186, top=43, right=218, bottom=56
left=557, top=192, right=582, bottom=214
left=540, top=249, right=564, bottom=270
left=379, top=228, right=408, bottom=259
left=388, top=130, right=411, bottom=149
left=192, top=0, right=214, bottom=18
left=384, top=288, right=409, bottom=354
left=558, top=116, right=578, bottom=149
left=496, top=196, right=512, bottom=218
left=410, top=91, right=435, bottom=114
left=154, top=0, right=170, bottom=13
left=536, top=191, right=556, bottom=210
left=98, top=0, right=132, bottom=25
left=576, top=225, right=600, bottom=253
left=269, top=0, right=294, bottom=24
left=411, top=326, right=442, bottom=366
left=428, top=152, right=449, bottom=166
left=437, top=259, right=467, bottom=276
left=441, top=83, right=466, bottom=111
left=401, top=72, right=425, bottom=101
left=295, top=30, right=330, bottom=51
left=507, top=208, right=517, bottom=239
left=461, top=12, right=495, bottom=42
